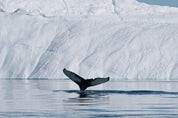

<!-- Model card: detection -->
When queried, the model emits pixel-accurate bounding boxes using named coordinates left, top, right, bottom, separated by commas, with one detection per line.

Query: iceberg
left=0, top=0, right=178, bottom=80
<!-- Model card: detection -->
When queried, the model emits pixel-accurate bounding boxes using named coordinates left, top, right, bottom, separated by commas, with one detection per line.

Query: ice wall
left=0, top=0, right=178, bottom=80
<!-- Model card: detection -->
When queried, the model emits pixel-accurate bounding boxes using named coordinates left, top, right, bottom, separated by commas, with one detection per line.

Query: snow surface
left=0, top=0, right=178, bottom=80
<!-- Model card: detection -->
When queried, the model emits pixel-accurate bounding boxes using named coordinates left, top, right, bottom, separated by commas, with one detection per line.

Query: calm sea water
left=0, top=79, right=178, bottom=118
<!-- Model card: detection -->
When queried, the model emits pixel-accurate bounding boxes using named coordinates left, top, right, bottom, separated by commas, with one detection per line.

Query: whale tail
left=63, top=68, right=110, bottom=91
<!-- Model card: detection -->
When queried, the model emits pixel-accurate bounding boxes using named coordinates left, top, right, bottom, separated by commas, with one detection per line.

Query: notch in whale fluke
left=63, top=68, right=110, bottom=91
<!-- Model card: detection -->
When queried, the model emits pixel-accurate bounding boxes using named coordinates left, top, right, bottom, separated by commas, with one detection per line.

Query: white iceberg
left=0, top=0, right=178, bottom=80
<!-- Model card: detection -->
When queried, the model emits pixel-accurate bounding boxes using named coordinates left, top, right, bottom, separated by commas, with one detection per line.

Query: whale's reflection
left=62, top=90, right=109, bottom=106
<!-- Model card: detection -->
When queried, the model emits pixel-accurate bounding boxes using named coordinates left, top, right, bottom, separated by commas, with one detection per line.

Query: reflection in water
left=63, top=90, right=109, bottom=106
left=79, top=92, right=89, bottom=98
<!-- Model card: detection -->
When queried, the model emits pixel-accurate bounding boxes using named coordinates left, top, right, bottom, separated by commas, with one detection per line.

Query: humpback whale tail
left=63, top=68, right=110, bottom=91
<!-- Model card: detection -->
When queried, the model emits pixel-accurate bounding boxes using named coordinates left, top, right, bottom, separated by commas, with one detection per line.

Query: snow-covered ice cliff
left=0, top=0, right=178, bottom=80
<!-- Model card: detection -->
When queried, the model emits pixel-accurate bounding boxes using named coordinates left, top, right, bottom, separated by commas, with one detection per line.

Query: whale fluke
left=63, top=68, right=110, bottom=91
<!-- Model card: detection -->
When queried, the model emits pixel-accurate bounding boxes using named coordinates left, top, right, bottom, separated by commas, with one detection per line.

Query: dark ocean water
left=0, top=79, right=178, bottom=118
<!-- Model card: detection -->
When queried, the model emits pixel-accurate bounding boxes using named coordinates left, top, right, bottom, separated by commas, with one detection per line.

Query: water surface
left=0, top=79, right=178, bottom=118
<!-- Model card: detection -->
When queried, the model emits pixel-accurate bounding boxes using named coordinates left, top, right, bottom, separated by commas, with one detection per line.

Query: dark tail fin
left=63, top=68, right=110, bottom=91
